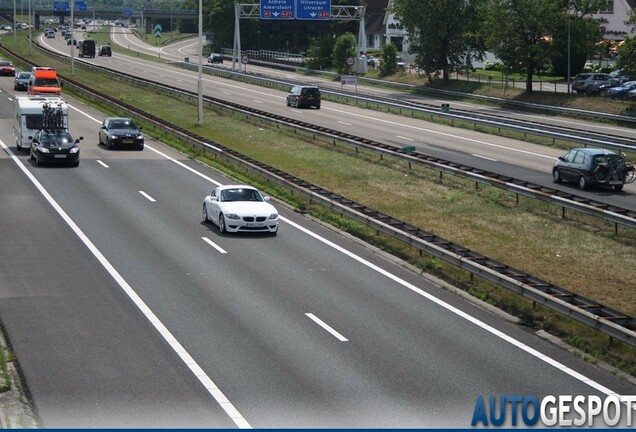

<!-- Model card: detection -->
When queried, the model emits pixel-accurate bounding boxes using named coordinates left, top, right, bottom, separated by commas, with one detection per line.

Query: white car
left=202, top=185, right=279, bottom=234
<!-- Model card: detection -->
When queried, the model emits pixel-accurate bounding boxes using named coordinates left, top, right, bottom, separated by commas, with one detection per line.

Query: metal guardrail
left=5, top=43, right=636, bottom=347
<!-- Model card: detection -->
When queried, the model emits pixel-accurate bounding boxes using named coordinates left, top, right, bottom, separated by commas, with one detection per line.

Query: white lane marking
left=139, top=191, right=156, bottom=202
left=223, top=92, right=232, bottom=96
left=202, top=237, right=227, bottom=254
left=338, top=121, right=352, bottom=126
left=97, top=160, right=109, bottom=168
left=291, top=109, right=303, bottom=114
left=253, top=100, right=263, bottom=104
left=282, top=217, right=618, bottom=397
left=472, top=154, right=497, bottom=162
left=0, top=139, right=251, bottom=429
left=396, top=135, right=415, bottom=141
left=305, top=313, right=348, bottom=342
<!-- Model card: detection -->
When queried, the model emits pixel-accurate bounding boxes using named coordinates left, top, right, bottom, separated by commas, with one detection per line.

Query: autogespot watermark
left=471, top=395, right=636, bottom=427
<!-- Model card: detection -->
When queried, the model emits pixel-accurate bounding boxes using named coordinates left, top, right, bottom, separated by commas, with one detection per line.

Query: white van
left=13, top=96, right=68, bottom=151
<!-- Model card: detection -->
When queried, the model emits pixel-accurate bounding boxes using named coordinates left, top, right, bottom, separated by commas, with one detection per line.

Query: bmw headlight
left=109, top=134, right=117, bottom=140
left=225, top=213, right=240, bottom=220
left=70, top=147, right=79, bottom=154
left=268, top=213, right=278, bottom=220
left=38, top=146, right=50, bottom=153
left=136, top=134, right=144, bottom=140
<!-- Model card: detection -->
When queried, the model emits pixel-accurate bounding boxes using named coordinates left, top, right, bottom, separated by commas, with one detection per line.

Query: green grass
left=1, top=34, right=635, bottom=374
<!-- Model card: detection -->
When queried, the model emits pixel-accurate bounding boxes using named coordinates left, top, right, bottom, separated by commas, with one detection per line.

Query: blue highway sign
left=54, top=1, right=70, bottom=12
left=260, top=0, right=295, bottom=19
left=75, top=1, right=87, bottom=11
left=297, top=0, right=331, bottom=19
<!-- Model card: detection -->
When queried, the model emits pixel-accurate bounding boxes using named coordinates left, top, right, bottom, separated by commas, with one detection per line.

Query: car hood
left=218, top=201, right=276, bottom=215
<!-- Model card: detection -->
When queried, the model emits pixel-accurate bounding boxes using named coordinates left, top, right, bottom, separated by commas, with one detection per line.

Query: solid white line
left=396, top=135, right=415, bottom=141
left=471, top=154, right=498, bottom=162
left=305, top=313, right=348, bottom=342
left=202, top=237, right=227, bottom=254
left=97, top=160, right=109, bottom=168
left=0, top=139, right=251, bottom=429
left=138, top=191, right=156, bottom=202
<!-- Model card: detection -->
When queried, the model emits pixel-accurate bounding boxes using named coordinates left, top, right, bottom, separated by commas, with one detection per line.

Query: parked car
left=98, top=117, right=144, bottom=150
left=286, top=85, right=321, bottom=109
left=202, top=185, right=279, bottom=234
left=571, top=73, right=611, bottom=94
left=98, top=45, right=112, bottom=56
left=207, top=53, right=223, bottom=64
left=0, top=60, right=16, bottom=76
left=29, top=129, right=83, bottom=167
left=552, top=148, right=632, bottom=191
left=605, top=81, right=636, bottom=99
left=366, top=55, right=376, bottom=68
left=396, top=56, right=405, bottom=70
left=13, top=71, right=31, bottom=90
left=585, top=78, right=625, bottom=96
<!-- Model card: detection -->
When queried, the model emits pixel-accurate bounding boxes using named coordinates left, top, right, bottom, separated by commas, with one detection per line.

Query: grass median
left=2, top=33, right=635, bottom=375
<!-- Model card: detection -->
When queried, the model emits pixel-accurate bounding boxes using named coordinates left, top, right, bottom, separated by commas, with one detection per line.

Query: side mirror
left=558, top=156, right=565, bottom=162
left=210, top=196, right=218, bottom=202
left=264, top=196, right=270, bottom=202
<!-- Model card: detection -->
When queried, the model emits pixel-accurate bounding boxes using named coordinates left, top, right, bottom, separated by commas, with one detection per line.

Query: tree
left=331, top=33, right=357, bottom=74
left=305, top=35, right=335, bottom=70
left=616, top=37, right=636, bottom=78
left=549, top=13, right=600, bottom=79
left=378, top=43, right=397, bottom=77
left=392, top=0, right=485, bottom=82
left=478, top=0, right=562, bottom=92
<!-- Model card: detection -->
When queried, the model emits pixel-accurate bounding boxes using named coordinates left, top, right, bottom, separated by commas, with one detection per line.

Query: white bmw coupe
left=203, top=185, right=279, bottom=234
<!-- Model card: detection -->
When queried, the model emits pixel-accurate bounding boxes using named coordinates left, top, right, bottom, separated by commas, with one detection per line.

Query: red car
left=0, top=60, right=16, bottom=76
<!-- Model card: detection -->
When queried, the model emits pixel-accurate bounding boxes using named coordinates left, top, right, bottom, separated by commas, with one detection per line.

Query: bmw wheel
left=552, top=169, right=562, bottom=183
left=579, top=176, right=588, bottom=190
left=218, top=213, right=226, bottom=233
left=202, top=204, right=209, bottom=222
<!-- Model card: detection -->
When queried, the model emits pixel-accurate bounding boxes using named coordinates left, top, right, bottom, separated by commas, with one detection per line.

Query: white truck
left=13, top=96, right=68, bottom=151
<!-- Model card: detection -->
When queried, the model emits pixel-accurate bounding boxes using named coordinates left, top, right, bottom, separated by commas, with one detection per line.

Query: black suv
left=286, top=85, right=321, bottom=109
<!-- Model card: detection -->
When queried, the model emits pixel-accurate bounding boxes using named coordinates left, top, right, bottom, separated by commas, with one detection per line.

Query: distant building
left=591, top=0, right=632, bottom=40
left=364, top=0, right=412, bottom=59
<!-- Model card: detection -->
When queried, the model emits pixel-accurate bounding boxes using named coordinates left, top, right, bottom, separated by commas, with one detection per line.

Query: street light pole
left=13, top=0, right=16, bottom=44
left=197, top=0, right=203, bottom=125
left=567, top=3, right=571, bottom=94
left=70, top=0, right=74, bottom=75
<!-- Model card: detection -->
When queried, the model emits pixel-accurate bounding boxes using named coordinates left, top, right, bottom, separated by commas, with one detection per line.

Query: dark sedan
left=29, top=129, right=83, bottom=167
left=14, top=71, right=31, bottom=90
left=585, top=78, right=624, bottom=96
left=552, top=148, right=634, bottom=191
left=98, top=117, right=144, bottom=150
left=604, top=81, right=636, bottom=99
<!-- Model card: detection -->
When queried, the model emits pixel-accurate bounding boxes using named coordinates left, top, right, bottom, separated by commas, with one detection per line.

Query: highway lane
left=34, top=32, right=636, bottom=211
left=1, top=84, right=634, bottom=426
left=110, top=29, right=636, bottom=140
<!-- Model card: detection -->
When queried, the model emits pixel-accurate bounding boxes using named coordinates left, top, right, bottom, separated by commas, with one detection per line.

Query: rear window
left=593, top=74, right=608, bottom=80
left=301, top=87, right=320, bottom=96
left=574, top=74, right=590, bottom=80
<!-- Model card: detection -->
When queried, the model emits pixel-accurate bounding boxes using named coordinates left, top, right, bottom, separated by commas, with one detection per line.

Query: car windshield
left=0, top=61, right=12, bottom=66
left=109, top=119, right=138, bottom=129
left=18, top=72, right=30, bottom=78
left=39, top=132, right=74, bottom=148
left=220, top=188, right=263, bottom=202
left=34, top=78, right=59, bottom=87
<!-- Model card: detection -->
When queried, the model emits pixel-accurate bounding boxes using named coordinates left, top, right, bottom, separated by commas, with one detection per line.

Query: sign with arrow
left=260, top=0, right=295, bottom=19
left=297, top=0, right=330, bottom=20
